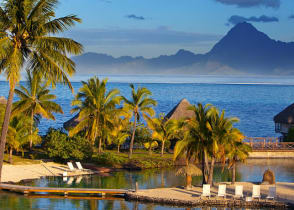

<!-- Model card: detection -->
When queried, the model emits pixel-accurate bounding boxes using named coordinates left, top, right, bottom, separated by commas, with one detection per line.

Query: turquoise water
left=0, top=75, right=294, bottom=137
left=0, top=159, right=293, bottom=209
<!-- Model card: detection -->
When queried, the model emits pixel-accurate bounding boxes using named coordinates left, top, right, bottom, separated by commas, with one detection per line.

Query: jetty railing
left=243, top=137, right=294, bottom=151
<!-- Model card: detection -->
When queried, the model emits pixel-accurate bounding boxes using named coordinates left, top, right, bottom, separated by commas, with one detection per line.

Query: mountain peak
left=175, top=49, right=195, bottom=57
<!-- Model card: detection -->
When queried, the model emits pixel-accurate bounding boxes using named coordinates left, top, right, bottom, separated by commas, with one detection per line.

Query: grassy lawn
left=3, top=154, right=42, bottom=165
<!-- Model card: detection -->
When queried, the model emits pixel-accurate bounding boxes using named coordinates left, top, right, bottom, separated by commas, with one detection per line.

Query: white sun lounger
left=201, top=184, right=211, bottom=198
left=266, top=187, right=276, bottom=200
left=217, top=184, right=226, bottom=198
left=234, top=185, right=244, bottom=199
left=67, top=162, right=77, bottom=171
left=252, top=185, right=261, bottom=200
left=76, top=162, right=90, bottom=171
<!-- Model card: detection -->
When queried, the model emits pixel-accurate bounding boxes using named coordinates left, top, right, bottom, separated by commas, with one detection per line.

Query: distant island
left=73, top=22, right=294, bottom=75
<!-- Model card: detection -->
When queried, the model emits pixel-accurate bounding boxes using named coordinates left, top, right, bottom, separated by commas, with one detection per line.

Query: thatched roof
left=63, top=114, right=80, bottom=130
left=274, top=103, right=294, bottom=124
left=0, top=96, right=7, bottom=105
left=165, top=98, right=195, bottom=120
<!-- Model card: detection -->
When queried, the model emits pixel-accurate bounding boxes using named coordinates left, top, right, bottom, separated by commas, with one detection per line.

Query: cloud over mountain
left=228, top=15, right=279, bottom=25
left=215, top=0, right=280, bottom=8
left=126, top=14, right=146, bottom=20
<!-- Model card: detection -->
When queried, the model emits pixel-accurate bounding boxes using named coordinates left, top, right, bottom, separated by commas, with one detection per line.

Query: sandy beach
left=126, top=182, right=294, bottom=207
left=2, top=162, right=94, bottom=183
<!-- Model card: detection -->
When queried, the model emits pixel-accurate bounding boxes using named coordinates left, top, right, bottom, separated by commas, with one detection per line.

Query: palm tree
left=0, top=0, right=82, bottom=181
left=12, top=71, right=63, bottom=149
left=122, top=84, right=157, bottom=159
left=227, top=136, right=252, bottom=184
left=7, top=115, right=41, bottom=164
left=144, top=114, right=178, bottom=156
left=107, top=116, right=130, bottom=153
left=69, top=77, right=121, bottom=153
left=206, top=107, right=240, bottom=185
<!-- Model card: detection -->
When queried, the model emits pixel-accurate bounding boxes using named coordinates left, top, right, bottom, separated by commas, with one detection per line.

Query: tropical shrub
left=43, top=128, right=92, bottom=162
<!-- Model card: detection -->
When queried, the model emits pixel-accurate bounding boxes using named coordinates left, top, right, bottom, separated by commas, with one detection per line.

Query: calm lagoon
left=1, top=159, right=294, bottom=210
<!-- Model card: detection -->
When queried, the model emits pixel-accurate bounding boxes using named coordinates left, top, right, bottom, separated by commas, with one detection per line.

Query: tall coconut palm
left=69, top=77, right=121, bottom=153
left=0, top=0, right=82, bottom=181
left=144, top=114, right=178, bottom=156
left=122, top=84, right=157, bottom=159
left=12, top=71, right=63, bottom=149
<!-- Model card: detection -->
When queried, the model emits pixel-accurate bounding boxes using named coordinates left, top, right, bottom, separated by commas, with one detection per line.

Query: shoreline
left=1, top=162, right=99, bottom=183
left=126, top=182, right=294, bottom=209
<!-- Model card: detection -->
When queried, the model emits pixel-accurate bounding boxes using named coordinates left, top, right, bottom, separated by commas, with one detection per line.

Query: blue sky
left=57, top=0, right=294, bottom=58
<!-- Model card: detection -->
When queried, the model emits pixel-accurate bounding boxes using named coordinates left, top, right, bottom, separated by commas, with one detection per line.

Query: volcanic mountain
left=73, top=22, right=294, bottom=75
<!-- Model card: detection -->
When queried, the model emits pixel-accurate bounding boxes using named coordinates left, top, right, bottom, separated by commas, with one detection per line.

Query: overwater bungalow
left=274, top=103, right=294, bottom=138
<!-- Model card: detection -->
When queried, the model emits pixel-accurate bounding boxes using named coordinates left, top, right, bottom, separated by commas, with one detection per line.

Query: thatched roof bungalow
left=63, top=114, right=79, bottom=130
left=274, top=103, right=294, bottom=136
left=165, top=98, right=195, bottom=121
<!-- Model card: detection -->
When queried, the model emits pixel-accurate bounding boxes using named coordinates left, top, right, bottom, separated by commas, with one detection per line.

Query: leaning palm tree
left=144, top=114, right=178, bottom=156
left=69, top=77, right=121, bottom=153
left=122, top=84, right=157, bottom=159
left=12, top=71, right=63, bottom=149
left=0, top=0, right=83, bottom=181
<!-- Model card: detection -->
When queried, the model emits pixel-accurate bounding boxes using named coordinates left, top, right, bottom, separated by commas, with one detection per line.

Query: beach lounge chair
left=266, top=187, right=276, bottom=200
left=252, top=185, right=261, bottom=200
left=67, top=162, right=76, bottom=171
left=217, top=184, right=226, bottom=198
left=201, top=184, right=211, bottom=198
left=76, top=162, right=90, bottom=171
left=234, top=185, right=244, bottom=199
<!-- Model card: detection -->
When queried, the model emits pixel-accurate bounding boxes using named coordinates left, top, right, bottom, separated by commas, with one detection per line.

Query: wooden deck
left=244, top=137, right=294, bottom=151
left=0, top=184, right=129, bottom=196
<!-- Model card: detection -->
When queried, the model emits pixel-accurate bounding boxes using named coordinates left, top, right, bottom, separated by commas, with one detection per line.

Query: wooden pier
left=0, top=184, right=129, bottom=197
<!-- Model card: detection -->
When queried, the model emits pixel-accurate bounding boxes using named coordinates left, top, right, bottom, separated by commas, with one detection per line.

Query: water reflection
left=1, top=159, right=294, bottom=209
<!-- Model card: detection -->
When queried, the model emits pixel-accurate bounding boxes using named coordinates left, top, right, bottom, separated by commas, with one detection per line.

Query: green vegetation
left=122, top=84, right=157, bottom=158
left=43, top=128, right=93, bottom=162
left=69, top=77, right=122, bottom=153
left=13, top=71, right=63, bottom=149
left=0, top=0, right=82, bottom=182
left=174, top=103, right=251, bottom=186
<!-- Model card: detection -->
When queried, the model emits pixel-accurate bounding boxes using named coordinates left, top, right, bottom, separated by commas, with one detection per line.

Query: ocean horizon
left=0, top=75, right=293, bottom=138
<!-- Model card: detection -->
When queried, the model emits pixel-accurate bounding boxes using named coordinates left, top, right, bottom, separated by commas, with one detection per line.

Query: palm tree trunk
left=201, top=151, right=208, bottom=184
left=232, top=161, right=236, bottom=184
left=149, top=144, right=152, bottom=155
left=129, top=113, right=137, bottom=159
left=9, top=148, right=13, bottom=164
left=0, top=82, right=16, bottom=182
left=208, top=157, right=215, bottom=186
left=29, top=112, right=34, bottom=150
left=161, top=140, right=165, bottom=157
left=117, top=144, right=120, bottom=153
left=98, top=137, right=102, bottom=154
